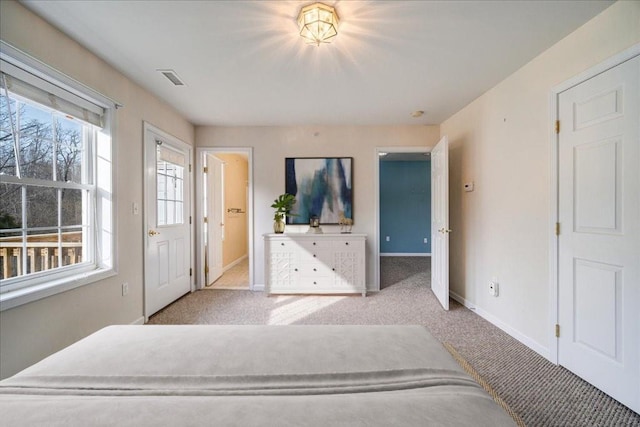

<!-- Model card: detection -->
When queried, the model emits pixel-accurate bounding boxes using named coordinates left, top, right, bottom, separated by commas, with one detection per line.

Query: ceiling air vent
left=157, top=69, right=185, bottom=86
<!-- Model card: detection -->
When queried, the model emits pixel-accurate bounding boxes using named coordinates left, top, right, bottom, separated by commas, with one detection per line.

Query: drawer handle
left=281, top=243, right=285, bottom=246
left=313, top=242, right=316, bottom=245
left=332, top=268, right=335, bottom=271
left=313, top=281, right=317, bottom=285
left=295, top=268, right=298, bottom=271
left=313, top=268, right=317, bottom=272
left=313, top=254, right=316, bottom=258
left=345, top=242, right=349, bottom=245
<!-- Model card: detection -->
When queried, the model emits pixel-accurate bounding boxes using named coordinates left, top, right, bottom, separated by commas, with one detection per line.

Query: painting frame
left=285, top=157, right=353, bottom=225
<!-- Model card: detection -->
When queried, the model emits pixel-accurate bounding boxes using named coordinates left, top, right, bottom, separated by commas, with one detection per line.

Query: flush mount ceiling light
left=297, top=2, right=339, bottom=46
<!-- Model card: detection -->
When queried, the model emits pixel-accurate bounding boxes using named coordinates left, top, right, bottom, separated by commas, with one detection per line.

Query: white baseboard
left=380, top=253, right=431, bottom=257
left=130, top=316, right=145, bottom=325
left=224, top=255, right=248, bottom=272
left=252, top=283, right=265, bottom=292
left=449, top=290, right=549, bottom=359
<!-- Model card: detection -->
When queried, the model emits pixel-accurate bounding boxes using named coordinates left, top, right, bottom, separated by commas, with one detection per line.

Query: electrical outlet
left=122, top=282, right=129, bottom=296
left=386, top=236, right=390, bottom=242
left=489, top=281, right=499, bottom=297
left=423, top=237, right=428, bottom=244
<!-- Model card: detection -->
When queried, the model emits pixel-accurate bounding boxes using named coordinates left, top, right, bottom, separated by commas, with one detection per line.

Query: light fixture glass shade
left=297, top=2, right=339, bottom=46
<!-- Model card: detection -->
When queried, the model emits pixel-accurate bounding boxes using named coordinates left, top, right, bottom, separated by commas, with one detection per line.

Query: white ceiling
left=22, top=0, right=613, bottom=127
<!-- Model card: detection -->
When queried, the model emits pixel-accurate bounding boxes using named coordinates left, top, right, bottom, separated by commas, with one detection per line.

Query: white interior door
left=206, top=154, right=224, bottom=285
left=558, top=55, right=639, bottom=413
left=144, top=124, right=192, bottom=317
left=431, top=136, right=450, bottom=310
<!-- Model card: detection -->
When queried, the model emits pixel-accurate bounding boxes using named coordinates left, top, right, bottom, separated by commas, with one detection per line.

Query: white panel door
left=431, top=136, right=450, bottom=310
left=144, top=125, right=192, bottom=317
left=558, top=55, right=639, bottom=413
left=206, top=154, right=224, bottom=285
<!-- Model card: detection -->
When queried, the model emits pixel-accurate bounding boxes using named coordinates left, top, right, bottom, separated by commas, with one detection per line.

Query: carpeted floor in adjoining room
left=148, top=256, right=640, bottom=427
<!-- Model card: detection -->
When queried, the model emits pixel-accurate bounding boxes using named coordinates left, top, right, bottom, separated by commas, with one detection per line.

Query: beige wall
left=216, top=153, right=248, bottom=267
left=441, top=0, right=640, bottom=354
left=196, top=125, right=441, bottom=287
left=0, top=1, right=194, bottom=378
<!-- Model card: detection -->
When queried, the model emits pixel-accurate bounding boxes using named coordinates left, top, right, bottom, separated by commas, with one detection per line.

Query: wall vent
left=157, top=69, right=185, bottom=86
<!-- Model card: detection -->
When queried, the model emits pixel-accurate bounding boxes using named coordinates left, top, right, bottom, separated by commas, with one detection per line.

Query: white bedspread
left=0, top=325, right=516, bottom=426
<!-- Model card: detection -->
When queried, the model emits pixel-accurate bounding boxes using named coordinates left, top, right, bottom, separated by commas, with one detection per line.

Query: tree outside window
left=0, top=93, right=91, bottom=280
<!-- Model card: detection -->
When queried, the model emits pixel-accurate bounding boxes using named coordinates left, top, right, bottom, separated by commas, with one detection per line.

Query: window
left=0, top=43, right=116, bottom=308
left=156, top=145, right=185, bottom=226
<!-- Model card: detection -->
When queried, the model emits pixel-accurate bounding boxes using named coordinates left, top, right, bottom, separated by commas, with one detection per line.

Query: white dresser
left=264, top=233, right=367, bottom=296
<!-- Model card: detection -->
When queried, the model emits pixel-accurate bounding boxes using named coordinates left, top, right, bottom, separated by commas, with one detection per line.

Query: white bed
left=0, top=325, right=517, bottom=426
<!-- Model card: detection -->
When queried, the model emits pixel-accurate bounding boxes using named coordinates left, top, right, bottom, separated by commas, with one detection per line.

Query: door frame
left=142, top=121, right=195, bottom=319
left=548, top=43, right=640, bottom=364
left=195, top=147, right=254, bottom=290
left=373, top=146, right=431, bottom=291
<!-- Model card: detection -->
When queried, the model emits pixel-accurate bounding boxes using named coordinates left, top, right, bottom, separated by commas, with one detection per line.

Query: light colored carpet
left=149, top=256, right=640, bottom=427
left=444, top=342, right=526, bottom=427
left=204, top=258, right=248, bottom=290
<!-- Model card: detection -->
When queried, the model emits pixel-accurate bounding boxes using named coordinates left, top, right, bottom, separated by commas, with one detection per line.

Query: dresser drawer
left=299, top=249, right=331, bottom=264
left=298, top=262, right=333, bottom=277
left=332, top=239, right=363, bottom=250
left=268, top=239, right=303, bottom=252
left=299, top=240, right=332, bottom=251
left=299, top=276, right=333, bottom=288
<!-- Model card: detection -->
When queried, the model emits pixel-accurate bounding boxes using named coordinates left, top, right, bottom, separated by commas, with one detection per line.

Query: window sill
left=0, top=268, right=116, bottom=312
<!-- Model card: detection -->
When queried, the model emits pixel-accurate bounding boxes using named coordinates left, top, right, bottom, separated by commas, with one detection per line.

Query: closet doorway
left=196, top=148, right=253, bottom=290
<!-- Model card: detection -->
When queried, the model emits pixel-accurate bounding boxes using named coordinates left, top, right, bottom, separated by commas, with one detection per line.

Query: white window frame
left=0, top=41, right=118, bottom=310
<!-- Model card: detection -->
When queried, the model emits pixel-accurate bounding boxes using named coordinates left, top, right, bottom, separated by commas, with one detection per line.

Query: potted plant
left=271, top=193, right=296, bottom=233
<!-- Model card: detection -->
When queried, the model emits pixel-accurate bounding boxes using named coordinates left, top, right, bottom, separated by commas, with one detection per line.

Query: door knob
left=148, top=229, right=160, bottom=236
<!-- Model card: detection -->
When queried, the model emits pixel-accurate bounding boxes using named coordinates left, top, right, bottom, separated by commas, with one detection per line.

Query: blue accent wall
left=380, top=161, right=431, bottom=254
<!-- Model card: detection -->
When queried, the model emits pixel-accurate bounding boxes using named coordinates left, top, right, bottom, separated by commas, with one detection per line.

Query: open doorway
left=375, top=148, right=431, bottom=291
left=196, top=148, right=253, bottom=291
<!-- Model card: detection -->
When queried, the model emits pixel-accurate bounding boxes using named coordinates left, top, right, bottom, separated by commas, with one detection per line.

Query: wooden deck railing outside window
left=0, top=232, right=83, bottom=279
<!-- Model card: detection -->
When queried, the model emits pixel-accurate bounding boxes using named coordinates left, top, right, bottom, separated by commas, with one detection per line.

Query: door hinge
left=204, top=217, right=208, bottom=223
left=203, top=166, right=208, bottom=173
left=555, top=324, right=560, bottom=338
left=555, top=120, right=560, bottom=134
left=189, top=216, right=192, bottom=224
left=205, top=266, right=209, bottom=274
left=189, top=164, right=192, bottom=173
left=189, top=268, right=193, bottom=277
left=555, top=222, right=560, bottom=236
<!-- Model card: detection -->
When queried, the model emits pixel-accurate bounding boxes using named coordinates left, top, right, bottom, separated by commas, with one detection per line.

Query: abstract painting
left=285, top=157, right=353, bottom=225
